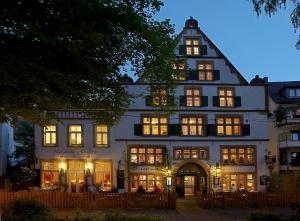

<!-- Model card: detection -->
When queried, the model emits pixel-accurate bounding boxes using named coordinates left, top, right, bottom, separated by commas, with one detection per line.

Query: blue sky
left=153, top=0, right=299, bottom=82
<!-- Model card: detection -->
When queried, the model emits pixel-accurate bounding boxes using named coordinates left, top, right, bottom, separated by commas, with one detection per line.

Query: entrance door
left=67, top=161, right=85, bottom=192
left=184, top=176, right=195, bottom=196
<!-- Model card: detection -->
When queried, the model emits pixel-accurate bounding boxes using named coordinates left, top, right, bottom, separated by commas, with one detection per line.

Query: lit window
left=131, top=174, right=164, bottom=192
left=181, top=116, right=205, bottom=136
left=142, top=116, right=168, bottom=136
left=41, top=161, right=59, bottom=188
left=222, top=173, right=254, bottom=191
left=174, top=148, right=208, bottom=160
left=217, top=116, right=241, bottom=136
left=68, top=125, right=83, bottom=146
left=219, top=88, right=234, bottom=107
left=172, top=63, right=185, bottom=80
left=151, top=88, right=168, bottom=106
left=94, top=161, right=112, bottom=191
left=185, top=39, right=200, bottom=55
left=95, top=125, right=108, bottom=147
left=130, top=147, right=164, bottom=165
left=186, top=88, right=201, bottom=107
left=198, top=63, right=213, bottom=80
left=222, top=147, right=255, bottom=165
left=43, top=125, right=57, bottom=146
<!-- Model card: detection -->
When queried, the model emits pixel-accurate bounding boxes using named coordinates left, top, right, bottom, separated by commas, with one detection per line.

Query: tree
left=251, top=0, right=300, bottom=49
left=0, top=0, right=177, bottom=125
left=11, top=121, right=34, bottom=167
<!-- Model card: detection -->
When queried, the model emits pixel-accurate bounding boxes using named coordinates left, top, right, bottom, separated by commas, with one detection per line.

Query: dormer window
left=185, top=39, right=200, bottom=55
left=287, top=88, right=300, bottom=97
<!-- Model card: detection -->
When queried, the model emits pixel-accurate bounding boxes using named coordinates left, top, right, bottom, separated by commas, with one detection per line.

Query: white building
left=34, top=17, right=270, bottom=194
left=0, top=123, right=14, bottom=178
left=268, top=81, right=300, bottom=172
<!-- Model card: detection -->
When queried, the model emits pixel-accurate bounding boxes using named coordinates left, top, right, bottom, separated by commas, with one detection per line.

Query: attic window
left=287, top=88, right=300, bottom=97
left=185, top=39, right=200, bottom=55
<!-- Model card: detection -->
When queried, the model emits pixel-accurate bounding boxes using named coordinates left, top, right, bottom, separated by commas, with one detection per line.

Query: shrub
left=2, top=199, right=54, bottom=221
left=248, top=212, right=283, bottom=221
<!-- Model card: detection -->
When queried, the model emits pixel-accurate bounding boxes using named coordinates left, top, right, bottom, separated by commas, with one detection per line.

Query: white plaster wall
left=127, top=84, right=267, bottom=111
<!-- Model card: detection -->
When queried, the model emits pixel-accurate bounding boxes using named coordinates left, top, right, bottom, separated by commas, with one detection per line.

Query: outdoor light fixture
left=167, top=177, right=172, bottom=186
left=59, top=162, right=66, bottom=171
left=85, top=162, right=93, bottom=171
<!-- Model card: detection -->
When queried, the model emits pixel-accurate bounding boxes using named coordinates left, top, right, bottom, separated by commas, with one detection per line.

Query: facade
left=268, top=81, right=300, bottom=172
left=34, top=17, right=270, bottom=194
left=0, top=123, right=14, bottom=178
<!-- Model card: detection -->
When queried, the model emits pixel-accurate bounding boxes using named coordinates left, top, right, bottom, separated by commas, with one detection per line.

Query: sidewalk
left=52, top=197, right=294, bottom=221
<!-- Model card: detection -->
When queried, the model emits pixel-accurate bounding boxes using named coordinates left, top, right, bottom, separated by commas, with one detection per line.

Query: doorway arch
left=175, top=161, right=208, bottom=196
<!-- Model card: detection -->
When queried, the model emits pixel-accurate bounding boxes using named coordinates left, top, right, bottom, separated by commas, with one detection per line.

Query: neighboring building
left=269, top=81, right=300, bottom=172
left=0, top=123, right=14, bottom=178
left=34, top=17, right=270, bottom=194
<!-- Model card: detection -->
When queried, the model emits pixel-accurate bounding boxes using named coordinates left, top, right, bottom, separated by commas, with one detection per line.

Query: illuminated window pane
left=143, top=125, right=150, bottom=135
left=185, top=40, right=192, bottom=45
left=186, top=47, right=192, bottom=55
left=95, top=125, right=108, bottom=147
left=193, top=47, right=199, bottom=55
left=43, top=125, right=57, bottom=146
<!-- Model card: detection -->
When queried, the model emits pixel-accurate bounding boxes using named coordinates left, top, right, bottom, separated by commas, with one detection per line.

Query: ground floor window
left=222, top=173, right=254, bottom=191
left=131, top=174, right=164, bottom=192
left=94, top=161, right=112, bottom=191
left=41, top=161, right=59, bottom=188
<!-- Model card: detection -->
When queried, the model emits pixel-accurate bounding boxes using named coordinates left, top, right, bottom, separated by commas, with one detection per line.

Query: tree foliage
left=251, top=0, right=300, bottom=49
left=11, top=121, right=34, bottom=167
left=0, top=0, right=177, bottom=125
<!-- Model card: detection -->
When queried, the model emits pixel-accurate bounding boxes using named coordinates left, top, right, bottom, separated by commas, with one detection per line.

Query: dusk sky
left=154, top=0, right=299, bottom=82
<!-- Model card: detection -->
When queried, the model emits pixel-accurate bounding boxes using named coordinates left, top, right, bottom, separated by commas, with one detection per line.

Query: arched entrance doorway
left=175, top=162, right=208, bottom=196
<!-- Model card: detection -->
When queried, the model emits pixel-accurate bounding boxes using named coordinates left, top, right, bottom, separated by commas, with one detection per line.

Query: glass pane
left=152, top=117, right=159, bottom=124
left=186, top=89, right=192, bottom=96
left=182, top=125, right=188, bottom=135
left=160, top=125, right=168, bottom=135
left=160, top=117, right=167, bottom=124
left=185, top=40, right=192, bottom=45
left=143, top=117, right=150, bottom=123
left=143, top=125, right=150, bottom=135
left=198, top=64, right=204, bottom=70
left=193, top=47, right=199, bottom=55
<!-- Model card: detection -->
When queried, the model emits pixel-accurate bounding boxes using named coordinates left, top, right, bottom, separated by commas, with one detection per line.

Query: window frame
left=94, top=124, right=109, bottom=148
left=151, top=87, right=168, bottom=106
left=221, top=146, right=256, bottom=165
left=185, top=87, right=202, bottom=107
left=180, top=115, right=206, bottom=136
left=218, top=87, right=235, bottom=107
left=129, top=146, right=165, bottom=165
left=141, top=115, right=168, bottom=136
left=197, top=61, right=214, bottom=81
left=184, top=37, right=201, bottom=56
left=216, top=115, right=242, bottom=136
left=287, top=88, right=300, bottom=98
left=42, top=124, right=58, bottom=147
left=172, top=62, right=186, bottom=80
left=221, top=173, right=255, bottom=191
left=93, top=160, right=112, bottom=190
left=130, top=174, right=164, bottom=192
left=174, top=147, right=209, bottom=160
left=67, top=124, right=84, bottom=147
left=40, top=160, right=59, bottom=188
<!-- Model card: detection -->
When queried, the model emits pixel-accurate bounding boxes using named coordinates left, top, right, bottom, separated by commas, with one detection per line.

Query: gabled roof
left=177, top=20, right=248, bottom=85
left=269, top=81, right=300, bottom=104
left=135, top=17, right=249, bottom=84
